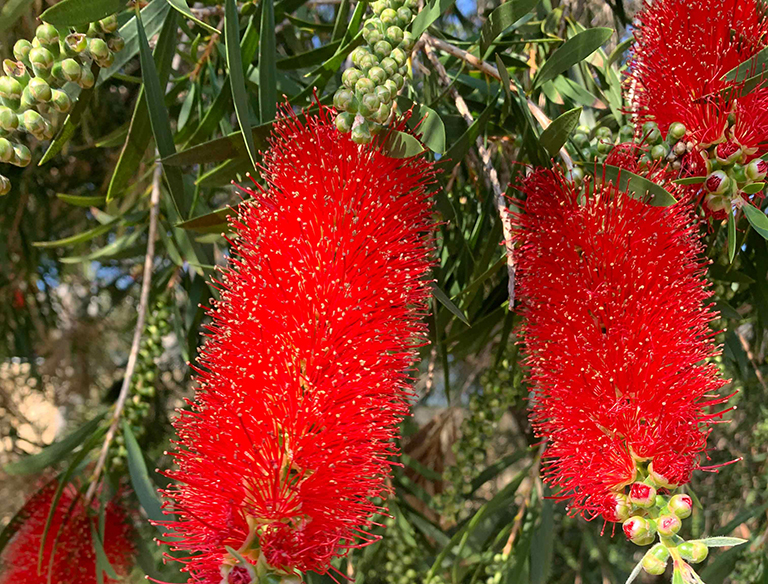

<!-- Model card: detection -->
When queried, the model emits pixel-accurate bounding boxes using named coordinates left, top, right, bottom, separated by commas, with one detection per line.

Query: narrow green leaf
left=56, top=193, right=107, bottom=207
left=41, top=0, right=125, bottom=26
left=495, top=54, right=512, bottom=122
left=530, top=496, right=555, bottom=584
left=166, top=0, right=220, bottom=33
left=59, top=227, right=146, bottom=264
left=724, top=45, right=768, bottom=82
left=539, top=106, right=581, bottom=157
left=743, top=181, right=765, bottom=194
left=197, top=157, right=253, bottom=187
left=259, top=0, right=278, bottom=123
left=728, top=210, right=737, bottom=263
left=90, top=524, right=118, bottom=579
left=673, top=176, right=707, bottom=185
left=0, top=0, right=36, bottom=33
left=433, top=284, right=470, bottom=326
left=694, top=537, right=748, bottom=548
left=479, top=0, right=541, bottom=53
left=607, top=36, right=633, bottom=68
left=411, top=0, right=456, bottom=38
left=397, top=97, right=446, bottom=153
left=32, top=221, right=116, bottom=249
left=39, top=68, right=91, bottom=165
left=165, top=121, right=274, bottom=165
left=331, top=0, right=351, bottom=41
left=533, top=27, right=613, bottom=89
left=438, top=96, right=498, bottom=171
left=4, top=413, right=106, bottom=475
left=743, top=202, right=768, bottom=239
left=226, top=0, right=258, bottom=170
left=123, top=422, right=165, bottom=526
left=382, top=131, right=426, bottom=158
left=595, top=164, right=678, bottom=206
left=176, top=204, right=245, bottom=232
left=277, top=41, right=342, bottom=70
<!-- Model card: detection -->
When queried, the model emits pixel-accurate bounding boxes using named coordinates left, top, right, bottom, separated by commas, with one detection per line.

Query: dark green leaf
left=607, top=36, right=633, bottom=68
left=673, top=176, right=707, bottom=185
left=176, top=203, right=245, bottom=232
left=397, top=97, right=446, bottom=153
left=382, top=130, right=426, bottom=158
left=728, top=211, right=737, bottom=263
left=594, top=164, right=678, bottom=206
left=530, top=496, right=554, bottom=584
left=743, top=182, right=765, bottom=194
left=723, top=45, right=768, bottom=83
left=433, top=284, right=470, bottom=326
left=166, top=0, right=220, bottom=33
left=539, top=106, right=581, bottom=157
left=533, top=27, right=613, bottom=89
left=59, top=228, right=146, bottom=264
left=56, top=193, right=107, bottom=207
left=165, top=122, right=274, bottom=165
left=743, top=202, right=768, bottom=239
left=41, top=0, right=125, bottom=26
left=331, top=0, right=351, bottom=40
left=699, top=546, right=742, bottom=584
left=90, top=524, right=118, bottom=580
left=123, top=422, right=165, bottom=526
left=4, top=413, right=106, bottom=475
left=277, top=41, right=342, bottom=70
left=197, top=157, right=254, bottom=187
left=411, top=0, right=455, bottom=38
left=479, top=0, right=541, bottom=53
left=259, top=0, right=277, bottom=123
left=439, top=96, right=498, bottom=171
left=226, top=0, right=258, bottom=170
left=495, top=55, right=512, bottom=122
left=32, top=221, right=117, bottom=249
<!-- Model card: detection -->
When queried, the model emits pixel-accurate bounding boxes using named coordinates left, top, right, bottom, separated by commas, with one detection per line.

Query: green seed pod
left=61, top=58, right=83, bottom=83
left=651, top=143, right=669, bottom=160
left=28, top=47, right=54, bottom=77
left=0, top=175, right=10, bottom=196
left=374, top=39, right=393, bottom=59
left=572, top=132, right=589, bottom=147
left=51, top=89, right=72, bottom=113
left=0, top=137, right=13, bottom=162
left=28, top=77, right=52, bottom=103
left=358, top=52, right=379, bottom=72
left=391, top=72, right=404, bottom=89
left=386, top=25, right=404, bottom=45
left=99, top=14, right=119, bottom=33
left=22, top=109, right=47, bottom=139
left=372, top=0, right=388, bottom=15
left=400, top=30, right=416, bottom=51
left=342, top=67, right=363, bottom=89
left=380, top=8, right=398, bottom=26
left=375, top=84, right=392, bottom=104
left=0, top=107, right=19, bottom=132
left=368, top=66, right=387, bottom=85
left=12, top=143, right=31, bottom=167
left=678, top=542, right=708, bottom=564
left=333, top=88, right=355, bottom=112
left=380, top=57, right=398, bottom=77
left=88, top=38, right=110, bottom=61
left=0, top=76, right=23, bottom=101
left=360, top=92, right=381, bottom=115
left=80, top=66, right=95, bottom=89
left=374, top=103, right=390, bottom=123
left=391, top=47, right=407, bottom=66
left=3, top=59, right=29, bottom=85
left=363, top=27, right=383, bottom=46
left=107, top=34, right=125, bottom=53
left=595, top=126, right=612, bottom=140
left=619, top=124, right=634, bottom=141
left=355, top=76, right=375, bottom=94
left=335, top=111, right=354, bottom=133
left=668, top=121, right=686, bottom=141
left=641, top=545, right=669, bottom=576
left=63, top=33, right=88, bottom=55
left=36, top=23, right=60, bottom=48
left=351, top=47, right=368, bottom=67
left=95, top=51, right=115, bottom=69
left=13, top=39, right=33, bottom=65
left=396, top=6, right=413, bottom=26
left=351, top=121, right=372, bottom=144
left=384, top=78, right=398, bottom=96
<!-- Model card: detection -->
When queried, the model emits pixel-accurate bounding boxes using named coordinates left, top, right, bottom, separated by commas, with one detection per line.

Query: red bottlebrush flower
left=0, top=483, right=135, bottom=584
left=161, top=107, right=435, bottom=581
left=629, top=0, right=768, bottom=152
left=512, top=167, right=728, bottom=521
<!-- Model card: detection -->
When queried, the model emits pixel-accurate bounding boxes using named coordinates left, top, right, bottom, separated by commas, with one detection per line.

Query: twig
left=737, top=329, right=768, bottom=393
left=422, top=40, right=518, bottom=307
left=423, top=34, right=573, bottom=171
left=85, top=162, right=163, bottom=504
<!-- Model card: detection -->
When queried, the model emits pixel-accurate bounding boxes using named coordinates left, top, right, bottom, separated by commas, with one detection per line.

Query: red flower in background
left=161, top=107, right=436, bottom=581
left=629, top=0, right=768, bottom=152
left=512, top=168, right=728, bottom=520
left=0, top=483, right=135, bottom=584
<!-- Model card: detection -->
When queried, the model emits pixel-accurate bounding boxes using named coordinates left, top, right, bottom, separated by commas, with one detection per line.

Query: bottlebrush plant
left=1, top=0, right=767, bottom=584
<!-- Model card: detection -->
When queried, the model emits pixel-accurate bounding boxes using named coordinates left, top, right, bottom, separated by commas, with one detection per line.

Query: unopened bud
left=79, top=66, right=95, bottom=89
left=99, top=15, right=119, bottom=33
left=601, top=492, right=631, bottom=522
left=566, top=167, right=585, bottom=185
left=391, top=72, right=404, bottom=89
left=747, top=158, right=768, bottom=182
left=51, top=89, right=72, bottom=113
left=0, top=76, right=22, bottom=101
left=673, top=141, right=688, bottom=156
left=28, top=77, right=52, bottom=103
left=107, top=34, right=125, bottom=53
left=391, top=47, right=407, bottom=66
left=0, top=175, right=10, bottom=196
left=704, top=192, right=729, bottom=213
left=678, top=541, right=708, bottom=564
left=656, top=514, right=682, bottom=536
left=88, top=38, right=110, bottom=61
left=13, top=39, right=33, bottom=64
left=380, top=7, right=398, bottom=26
left=95, top=51, right=115, bottom=69
left=355, top=76, right=375, bottom=94
left=0, top=137, right=13, bottom=162
left=342, top=68, right=362, bottom=89
left=629, top=482, right=657, bottom=508
left=64, top=33, right=88, bottom=55
left=335, top=112, right=354, bottom=133
left=0, top=107, right=18, bottom=132
left=374, top=102, right=391, bottom=124
left=716, top=140, right=743, bottom=165
left=368, top=66, right=387, bottom=85
left=375, top=84, right=392, bottom=105
left=384, top=78, right=398, bottom=96
left=396, top=6, right=413, bottom=26
left=401, top=30, right=416, bottom=51
left=61, top=58, right=83, bottom=83
left=333, top=88, right=355, bottom=112
left=360, top=93, right=381, bottom=116
left=35, top=23, right=60, bottom=47
left=623, top=516, right=656, bottom=545
left=648, top=462, right=679, bottom=489
left=351, top=121, right=372, bottom=144
left=29, top=47, right=54, bottom=76
left=3, top=59, right=28, bottom=83
left=12, top=143, right=31, bottom=167
left=705, top=170, right=731, bottom=195
left=668, top=494, right=693, bottom=519
left=668, top=122, right=686, bottom=141
left=22, top=109, right=47, bottom=139
left=386, top=25, right=404, bottom=45
left=374, top=39, right=393, bottom=59
left=651, top=143, right=669, bottom=160
left=642, top=544, right=670, bottom=575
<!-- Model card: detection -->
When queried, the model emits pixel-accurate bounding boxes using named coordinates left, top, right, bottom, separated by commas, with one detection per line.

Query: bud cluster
left=361, top=514, right=426, bottom=584
left=0, top=17, right=124, bottom=195
left=111, top=298, right=172, bottom=471
left=333, top=0, right=419, bottom=143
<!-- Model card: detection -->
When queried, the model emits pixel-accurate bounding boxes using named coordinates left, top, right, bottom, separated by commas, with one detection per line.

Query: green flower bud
left=64, top=33, right=88, bottom=55
left=678, top=542, right=708, bottom=564
left=746, top=157, right=768, bottom=183
left=13, top=39, right=33, bottom=64
left=79, top=66, right=95, bottom=89
left=0, top=107, right=19, bottom=132
left=60, top=58, right=82, bottom=83
left=0, top=175, right=10, bottom=196
left=368, top=66, right=387, bottom=85
left=372, top=0, right=388, bottom=15
left=334, top=88, right=355, bottom=112
left=375, top=84, right=392, bottom=104
left=629, top=482, right=657, bottom=508
left=656, top=514, right=682, bottom=537
left=391, top=47, right=407, bottom=66
left=335, top=112, right=354, bottom=133
left=88, top=38, right=110, bottom=61
left=380, top=8, right=398, bottom=26
left=705, top=170, right=731, bottom=195
left=668, top=122, right=686, bottom=141
left=0, top=76, right=23, bottom=101
left=358, top=52, right=378, bottom=72
left=704, top=192, right=729, bottom=213
left=386, top=25, right=404, bottom=45
left=619, top=124, right=634, bottom=141
left=99, top=14, right=119, bottom=33
left=651, top=143, right=669, bottom=160
left=22, top=109, right=47, bottom=139
left=20, top=86, right=37, bottom=109
left=12, top=143, right=31, bottom=167
left=29, top=47, right=54, bottom=77
left=87, top=22, right=101, bottom=37
left=28, top=77, right=52, bottom=103
left=566, top=167, right=585, bottom=185
left=400, top=30, right=416, bottom=51
left=51, top=89, right=72, bottom=113
left=351, top=121, right=372, bottom=144
left=36, top=23, right=60, bottom=47
left=646, top=127, right=662, bottom=145
left=374, top=39, right=393, bottom=59
left=355, top=76, right=375, bottom=94
left=342, top=67, right=363, bottom=89
left=595, top=126, right=612, bottom=140
left=3, top=59, right=29, bottom=84
left=360, top=92, right=381, bottom=116
left=0, top=137, right=13, bottom=162
left=572, top=132, right=589, bottom=148
left=392, top=72, right=405, bottom=89
left=380, top=57, right=398, bottom=77
left=95, top=51, right=115, bottom=69
left=396, top=6, right=413, bottom=26
left=42, top=119, right=54, bottom=140
left=363, top=27, right=383, bottom=46
left=622, top=516, right=656, bottom=546
left=641, top=544, right=670, bottom=575
left=374, top=102, right=391, bottom=123
left=107, top=34, right=125, bottom=53
left=351, top=47, right=369, bottom=67
left=668, top=494, right=693, bottom=519
left=384, top=78, right=398, bottom=96
left=597, top=139, right=613, bottom=155
left=732, top=162, right=748, bottom=183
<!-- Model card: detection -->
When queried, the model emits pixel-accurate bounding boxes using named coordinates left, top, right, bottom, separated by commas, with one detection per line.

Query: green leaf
left=496, top=55, right=512, bottom=122
left=728, top=210, right=737, bottom=263
left=533, top=27, right=613, bottom=89
left=123, top=422, right=165, bottom=527
left=743, top=201, right=768, bottom=239
left=743, top=181, right=765, bottom=194
left=382, top=130, right=426, bottom=158
left=479, top=0, right=541, bottom=53
left=0, top=0, right=36, bottom=33
left=176, top=203, right=245, bottom=232
left=56, top=193, right=107, bottom=207
left=197, top=157, right=254, bottom=187
left=539, top=106, right=581, bottom=157
left=624, top=556, right=645, bottom=584
left=226, top=0, right=258, bottom=170
left=59, top=227, right=146, bottom=264
left=39, top=68, right=91, bottom=165
left=32, top=221, right=117, bottom=249
left=530, top=496, right=555, bottom=584
left=693, top=537, right=748, bottom=548
left=397, top=97, right=446, bottom=153
left=433, top=284, right=470, bottom=326
left=411, top=0, right=455, bottom=38
left=259, top=0, right=278, bottom=123
left=90, top=524, right=118, bottom=580
left=595, top=164, right=678, bottom=206
left=166, top=0, right=220, bottom=33
left=607, top=36, right=633, bottom=68
left=723, top=45, right=768, bottom=83
left=40, top=0, right=125, bottom=26
left=439, top=96, right=498, bottom=171
left=165, top=122, right=274, bottom=166
left=673, top=176, right=707, bottom=185
left=331, top=0, right=351, bottom=40
left=3, top=413, right=106, bottom=475
left=278, top=41, right=342, bottom=70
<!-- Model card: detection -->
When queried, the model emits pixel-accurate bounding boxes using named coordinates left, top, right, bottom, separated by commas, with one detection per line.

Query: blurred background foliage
left=0, top=0, right=767, bottom=583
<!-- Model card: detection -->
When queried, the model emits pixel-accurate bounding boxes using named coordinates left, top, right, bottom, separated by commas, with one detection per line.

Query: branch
left=422, top=40, right=518, bottom=307
left=423, top=34, right=573, bottom=171
left=85, top=162, right=163, bottom=503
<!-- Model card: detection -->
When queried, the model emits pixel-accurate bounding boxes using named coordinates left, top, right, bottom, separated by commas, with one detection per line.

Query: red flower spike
left=511, top=167, right=728, bottom=521
left=629, top=0, right=768, bottom=153
left=0, top=483, right=135, bottom=584
left=160, top=106, right=436, bottom=581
